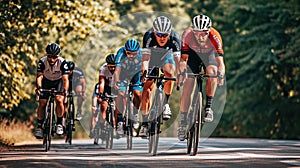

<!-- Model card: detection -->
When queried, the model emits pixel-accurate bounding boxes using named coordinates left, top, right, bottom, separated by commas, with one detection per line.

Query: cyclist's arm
left=142, top=48, right=151, bottom=74
left=80, top=78, right=86, bottom=94
left=36, top=72, right=43, bottom=89
left=98, top=75, right=105, bottom=96
left=216, top=56, right=225, bottom=76
left=62, top=74, right=69, bottom=93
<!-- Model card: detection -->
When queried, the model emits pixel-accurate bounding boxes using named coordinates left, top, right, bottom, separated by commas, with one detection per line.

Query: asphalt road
left=1, top=137, right=300, bottom=168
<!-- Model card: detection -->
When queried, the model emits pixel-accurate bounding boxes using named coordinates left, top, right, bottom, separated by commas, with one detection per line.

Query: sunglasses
left=193, top=30, right=209, bottom=37
left=107, top=65, right=116, bottom=68
left=125, top=50, right=138, bottom=57
left=47, top=54, right=58, bottom=59
left=155, top=32, right=169, bottom=38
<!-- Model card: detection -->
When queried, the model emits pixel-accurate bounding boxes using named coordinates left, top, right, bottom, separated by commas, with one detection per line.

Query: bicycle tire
left=192, top=92, right=202, bottom=156
left=153, top=92, right=163, bottom=156
left=66, top=98, right=75, bottom=145
left=126, top=100, right=133, bottom=150
left=106, top=108, right=114, bottom=149
left=94, top=123, right=100, bottom=145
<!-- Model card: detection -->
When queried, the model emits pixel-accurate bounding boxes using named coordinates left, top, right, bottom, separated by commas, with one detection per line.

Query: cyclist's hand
left=35, top=88, right=41, bottom=95
left=81, top=92, right=87, bottom=99
left=176, top=71, right=186, bottom=90
left=217, top=71, right=224, bottom=86
left=114, top=81, right=120, bottom=91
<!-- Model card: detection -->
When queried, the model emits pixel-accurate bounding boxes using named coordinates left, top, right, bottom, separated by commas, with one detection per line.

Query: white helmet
left=153, top=16, right=172, bottom=33
left=192, top=14, right=211, bottom=31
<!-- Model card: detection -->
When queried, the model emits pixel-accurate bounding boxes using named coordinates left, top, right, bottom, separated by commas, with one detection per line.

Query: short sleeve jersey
left=115, top=47, right=143, bottom=79
left=99, top=63, right=114, bottom=87
left=181, top=27, right=224, bottom=56
left=72, top=67, right=85, bottom=83
left=143, top=28, right=181, bottom=52
left=37, top=56, right=69, bottom=81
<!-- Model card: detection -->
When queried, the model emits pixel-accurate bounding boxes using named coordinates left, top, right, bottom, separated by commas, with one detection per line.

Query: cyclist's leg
left=140, top=80, right=154, bottom=137
left=55, top=79, right=65, bottom=135
left=162, top=60, right=175, bottom=119
left=115, top=86, right=126, bottom=136
left=75, top=83, right=84, bottom=120
left=201, top=51, right=218, bottom=122
left=90, top=95, right=98, bottom=138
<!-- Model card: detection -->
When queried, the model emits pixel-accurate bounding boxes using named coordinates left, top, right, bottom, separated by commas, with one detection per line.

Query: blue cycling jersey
left=115, top=47, right=143, bottom=80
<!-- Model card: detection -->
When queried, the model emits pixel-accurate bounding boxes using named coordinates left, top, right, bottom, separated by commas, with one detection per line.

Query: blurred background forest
left=0, top=0, right=299, bottom=144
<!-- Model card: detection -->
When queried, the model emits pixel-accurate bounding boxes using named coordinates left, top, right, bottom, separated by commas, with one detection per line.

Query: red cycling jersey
left=181, top=27, right=224, bottom=56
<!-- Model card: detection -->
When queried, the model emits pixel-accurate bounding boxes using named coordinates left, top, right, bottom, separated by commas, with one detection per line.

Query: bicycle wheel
left=44, top=101, right=54, bottom=152
left=153, top=92, right=163, bottom=156
left=66, top=98, right=75, bottom=145
left=106, top=109, right=114, bottom=149
left=65, top=113, right=72, bottom=145
left=126, top=101, right=133, bottom=150
left=94, top=122, right=100, bottom=145
left=192, top=92, right=202, bottom=156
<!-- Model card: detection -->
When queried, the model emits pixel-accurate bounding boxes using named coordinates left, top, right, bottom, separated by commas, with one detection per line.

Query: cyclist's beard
left=109, top=69, right=115, bottom=74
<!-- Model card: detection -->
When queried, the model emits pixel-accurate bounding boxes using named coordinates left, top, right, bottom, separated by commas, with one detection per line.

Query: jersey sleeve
left=78, top=68, right=85, bottom=78
left=37, top=60, right=45, bottom=73
left=61, top=60, right=69, bottom=75
left=210, top=27, right=224, bottom=56
left=115, top=48, right=124, bottom=67
left=99, top=64, right=106, bottom=77
left=181, top=28, right=192, bottom=54
left=171, top=30, right=181, bottom=52
left=142, top=29, right=153, bottom=48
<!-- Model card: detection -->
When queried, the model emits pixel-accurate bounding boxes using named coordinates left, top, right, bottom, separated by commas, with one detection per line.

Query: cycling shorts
left=186, top=49, right=218, bottom=74
left=119, top=72, right=143, bottom=93
left=149, top=48, right=175, bottom=67
left=40, top=77, right=63, bottom=99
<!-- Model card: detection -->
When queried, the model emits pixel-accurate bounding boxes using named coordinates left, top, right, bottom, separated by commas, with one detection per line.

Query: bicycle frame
left=186, top=66, right=218, bottom=156
left=39, top=88, right=63, bottom=152
left=146, top=66, right=176, bottom=156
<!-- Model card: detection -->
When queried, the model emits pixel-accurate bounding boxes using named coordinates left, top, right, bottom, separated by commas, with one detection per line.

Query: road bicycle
left=65, top=91, right=78, bottom=145
left=119, top=80, right=142, bottom=150
left=145, top=66, right=176, bottom=156
left=93, top=93, right=117, bottom=149
left=38, top=88, right=64, bottom=152
left=184, top=65, right=218, bottom=156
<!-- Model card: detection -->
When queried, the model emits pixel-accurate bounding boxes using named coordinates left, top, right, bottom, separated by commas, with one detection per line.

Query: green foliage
left=0, top=0, right=119, bottom=114
left=212, top=0, right=300, bottom=139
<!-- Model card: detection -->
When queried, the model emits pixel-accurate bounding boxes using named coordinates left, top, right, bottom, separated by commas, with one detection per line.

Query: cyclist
left=89, top=54, right=116, bottom=138
left=70, top=65, right=86, bottom=121
left=114, top=39, right=143, bottom=136
left=34, top=43, right=69, bottom=138
left=177, top=14, right=226, bottom=141
left=139, top=16, right=181, bottom=137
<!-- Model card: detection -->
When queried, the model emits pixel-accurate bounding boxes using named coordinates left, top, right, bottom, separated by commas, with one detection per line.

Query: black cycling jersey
left=142, top=28, right=181, bottom=52
left=37, top=56, right=69, bottom=81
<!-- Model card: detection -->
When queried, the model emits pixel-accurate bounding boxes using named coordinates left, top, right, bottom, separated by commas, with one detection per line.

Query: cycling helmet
left=105, top=54, right=115, bottom=64
left=125, top=39, right=140, bottom=51
left=46, top=43, right=61, bottom=55
left=153, top=16, right=172, bottom=33
left=67, top=61, right=75, bottom=70
left=192, top=14, right=212, bottom=31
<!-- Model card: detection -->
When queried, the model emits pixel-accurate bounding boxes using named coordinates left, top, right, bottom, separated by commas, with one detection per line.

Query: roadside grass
left=0, top=119, right=89, bottom=147
left=0, top=119, right=36, bottom=146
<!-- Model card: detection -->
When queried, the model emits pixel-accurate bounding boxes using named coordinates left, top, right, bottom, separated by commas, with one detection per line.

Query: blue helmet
left=125, top=39, right=140, bottom=51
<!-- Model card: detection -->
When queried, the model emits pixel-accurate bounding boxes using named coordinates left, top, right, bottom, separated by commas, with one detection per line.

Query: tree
left=0, top=0, right=119, bottom=119
left=213, top=0, right=300, bottom=139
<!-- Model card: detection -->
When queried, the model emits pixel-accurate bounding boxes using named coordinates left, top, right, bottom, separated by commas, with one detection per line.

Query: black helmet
left=105, top=54, right=115, bottom=64
left=67, top=61, right=75, bottom=70
left=46, top=43, right=61, bottom=55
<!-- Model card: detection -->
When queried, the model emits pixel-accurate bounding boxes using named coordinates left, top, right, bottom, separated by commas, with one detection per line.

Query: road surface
left=1, top=137, right=300, bottom=168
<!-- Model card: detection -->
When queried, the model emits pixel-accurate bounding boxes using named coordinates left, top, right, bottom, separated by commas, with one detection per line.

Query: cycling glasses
left=46, top=54, right=59, bottom=59
left=193, top=30, right=209, bottom=37
left=125, top=50, right=139, bottom=57
left=155, top=32, right=169, bottom=38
